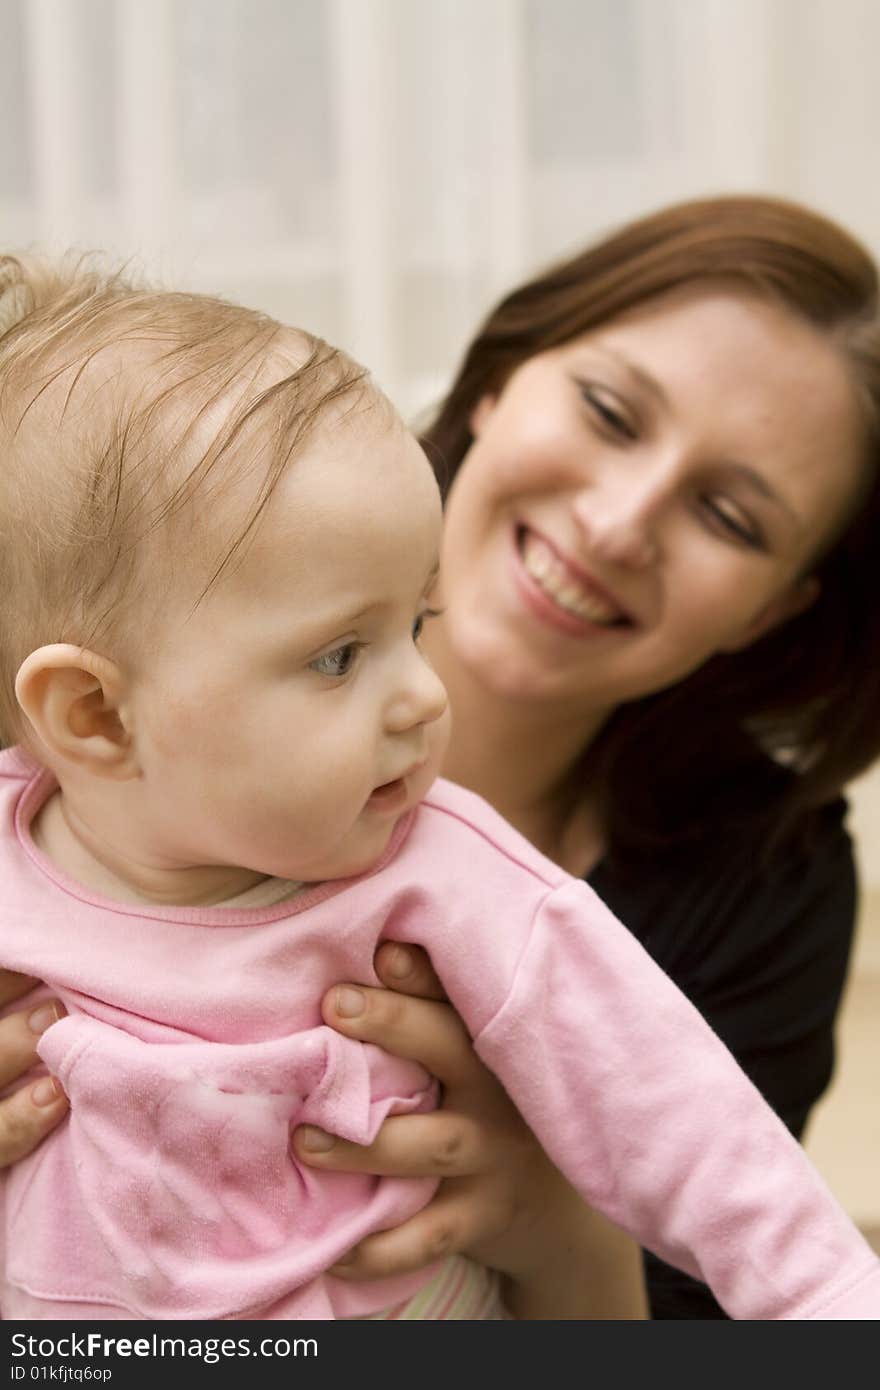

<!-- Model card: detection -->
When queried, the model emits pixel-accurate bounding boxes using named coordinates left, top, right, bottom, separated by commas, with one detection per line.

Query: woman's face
left=436, top=288, right=867, bottom=716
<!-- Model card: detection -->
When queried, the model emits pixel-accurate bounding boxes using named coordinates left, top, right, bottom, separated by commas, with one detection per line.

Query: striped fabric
left=365, top=1256, right=510, bottom=1320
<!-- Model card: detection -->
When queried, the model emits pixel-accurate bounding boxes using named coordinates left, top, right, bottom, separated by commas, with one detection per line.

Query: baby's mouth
left=366, top=778, right=410, bottom=813
left=518, top=528, right=631, bottom=627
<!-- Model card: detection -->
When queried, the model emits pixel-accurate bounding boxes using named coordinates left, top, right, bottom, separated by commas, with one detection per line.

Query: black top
left=588, top=796, right=857, bottom=1320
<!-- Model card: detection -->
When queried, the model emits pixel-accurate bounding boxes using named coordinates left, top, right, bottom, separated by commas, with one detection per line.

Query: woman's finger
left=0, top=1077, right=68, bottom=1168
left=0, top=1000, right=64, bottom=1090
left=292, top=1110, right=490, bottom=1179
left=372, top=943, right=447, bottom=1002
left=0, top=970, right=41, bottom=1010
left=320, top=985, right=476, bottom=1088
left=329, top=1178, right=508, bottom=1280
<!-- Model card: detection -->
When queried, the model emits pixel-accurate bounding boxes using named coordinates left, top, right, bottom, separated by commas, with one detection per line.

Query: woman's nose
left=384, top=654, right=449, bottom=734
left=570, top=474, right=662, bottom=569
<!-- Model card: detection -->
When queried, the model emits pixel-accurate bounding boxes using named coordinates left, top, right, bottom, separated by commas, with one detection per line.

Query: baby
left=0, top=255, right=878, bottom=1321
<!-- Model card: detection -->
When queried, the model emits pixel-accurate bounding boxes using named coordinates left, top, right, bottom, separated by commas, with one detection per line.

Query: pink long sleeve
left=441, top=876, right=880, bottom=1318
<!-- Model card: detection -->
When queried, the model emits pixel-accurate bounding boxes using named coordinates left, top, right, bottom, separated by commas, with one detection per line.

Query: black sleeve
left=589, top=799, right=858, bottom=1320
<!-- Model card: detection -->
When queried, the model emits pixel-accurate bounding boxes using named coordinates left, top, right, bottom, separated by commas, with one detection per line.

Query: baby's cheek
left=137, top=687, right=236, bottom=766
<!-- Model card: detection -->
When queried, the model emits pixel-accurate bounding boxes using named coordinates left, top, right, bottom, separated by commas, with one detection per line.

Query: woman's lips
left=512, top=527, right=632, bottom=634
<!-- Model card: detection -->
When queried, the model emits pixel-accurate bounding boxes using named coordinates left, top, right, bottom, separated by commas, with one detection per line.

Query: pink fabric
left=0, top=746, right=878, bottom=1320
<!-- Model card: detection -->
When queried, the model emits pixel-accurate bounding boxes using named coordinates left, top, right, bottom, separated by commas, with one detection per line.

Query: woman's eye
left=701, top=496, right=765, bottom=550
left=309, top=643, right=359, bottom=678
left=579, top=384, right=637, bottom=440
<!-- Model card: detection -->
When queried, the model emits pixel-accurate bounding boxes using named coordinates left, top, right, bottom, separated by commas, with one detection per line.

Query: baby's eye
left=412, top=608, right=443, bottom=643
left=309, top=643, right=360, bottom=678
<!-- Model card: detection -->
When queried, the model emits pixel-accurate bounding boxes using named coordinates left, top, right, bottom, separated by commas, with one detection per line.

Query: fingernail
left=28, top=1002, right=61, bottom=1035
left=385, top=945, right=413, bottom=979
left=298, top=1125, right=335, bottom=1153
left=335, top=985, right=365, bottom=1018
left=31, top=1077, right=63, bottom=1107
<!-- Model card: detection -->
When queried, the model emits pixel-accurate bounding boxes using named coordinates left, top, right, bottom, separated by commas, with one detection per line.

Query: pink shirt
left=1, top=747, right=878, bottom=1320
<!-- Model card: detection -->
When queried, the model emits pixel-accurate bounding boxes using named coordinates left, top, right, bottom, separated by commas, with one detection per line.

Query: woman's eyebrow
left=587, top=345, right=669, bottom=404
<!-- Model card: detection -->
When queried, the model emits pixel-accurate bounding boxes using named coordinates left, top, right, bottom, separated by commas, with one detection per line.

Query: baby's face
left=126, top=403, right=449, bottom=883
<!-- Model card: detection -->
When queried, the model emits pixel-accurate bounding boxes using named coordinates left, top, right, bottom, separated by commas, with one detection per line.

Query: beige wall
left=804, top=765, right=880, bottom=1231
left=849, top=767, right=880, bottom=894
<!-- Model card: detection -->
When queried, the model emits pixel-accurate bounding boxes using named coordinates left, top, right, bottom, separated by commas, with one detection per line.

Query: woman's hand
left=292, top=944, right=648, bottom=1319
left=0, top=970, right=68, bottom=1166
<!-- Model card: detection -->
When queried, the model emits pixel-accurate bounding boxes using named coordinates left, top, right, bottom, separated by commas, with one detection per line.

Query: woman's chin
left=455, top=635, right=575, bottom=705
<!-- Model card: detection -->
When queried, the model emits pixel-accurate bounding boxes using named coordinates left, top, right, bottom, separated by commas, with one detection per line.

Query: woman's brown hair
left=422, top=195, right=880, bottom=862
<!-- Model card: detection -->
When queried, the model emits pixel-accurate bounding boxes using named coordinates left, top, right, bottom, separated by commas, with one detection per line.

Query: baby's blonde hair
left=0, top=253, right=370, bottom=744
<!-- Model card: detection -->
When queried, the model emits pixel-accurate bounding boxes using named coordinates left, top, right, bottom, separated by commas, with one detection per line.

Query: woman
left=4, top=194, right=880, bottom=1318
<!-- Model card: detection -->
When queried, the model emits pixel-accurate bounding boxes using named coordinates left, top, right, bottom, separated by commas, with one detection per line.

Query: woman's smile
left=514, top=525, right=634, bottom=632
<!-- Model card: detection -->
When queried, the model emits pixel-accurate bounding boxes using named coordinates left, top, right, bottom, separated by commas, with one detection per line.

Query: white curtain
left=2, top=0, right=880, bottom=416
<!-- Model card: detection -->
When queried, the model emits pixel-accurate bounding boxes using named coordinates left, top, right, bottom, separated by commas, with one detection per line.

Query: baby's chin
left=280, top=819, right=408, bottom=886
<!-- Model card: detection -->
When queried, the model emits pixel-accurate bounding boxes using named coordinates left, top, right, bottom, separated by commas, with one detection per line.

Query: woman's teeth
left=521, top=532, right=623, bottom=626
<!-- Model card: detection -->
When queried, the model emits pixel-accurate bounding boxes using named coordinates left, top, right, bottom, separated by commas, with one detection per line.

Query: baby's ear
left=14, top=644, right=140, bottom=779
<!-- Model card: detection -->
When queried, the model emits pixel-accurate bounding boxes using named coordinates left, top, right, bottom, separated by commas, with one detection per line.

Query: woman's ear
left=469, top=393, right=497, bottom=439
left=720, top=575, right=821, bottom=654
left=14, top=644, right=140, bottom=779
